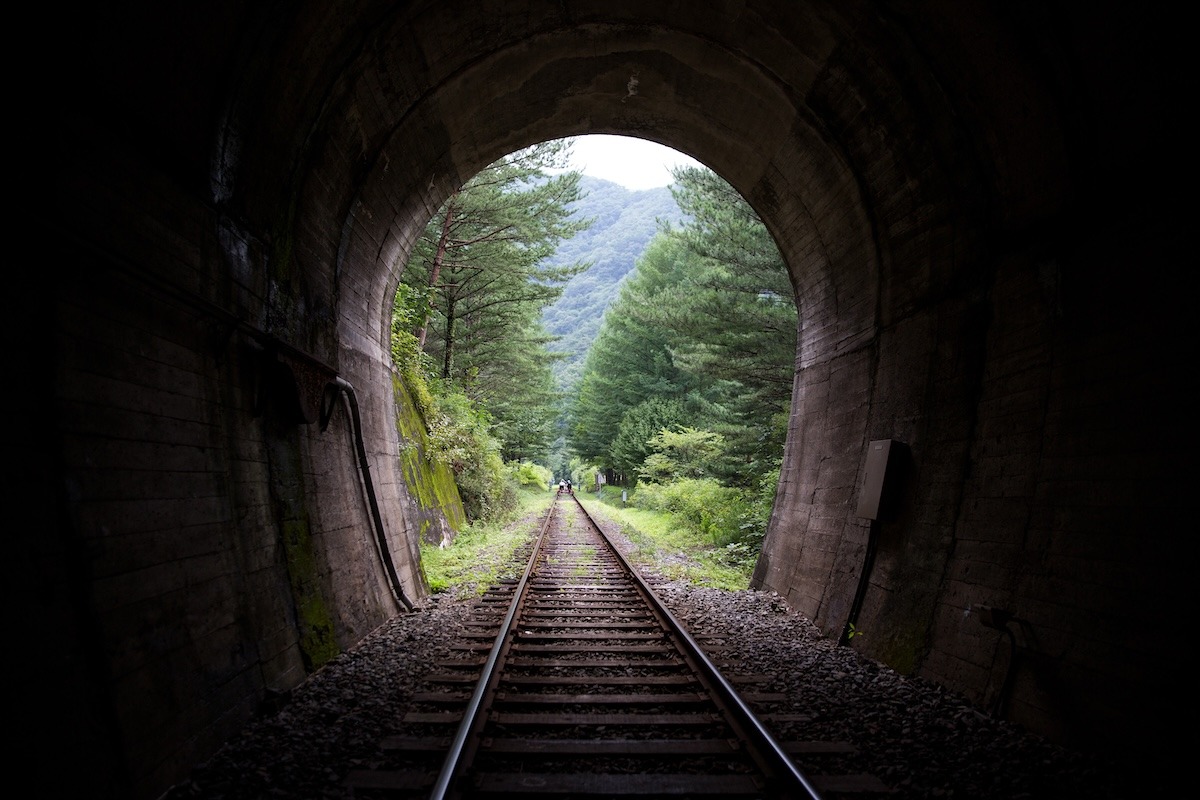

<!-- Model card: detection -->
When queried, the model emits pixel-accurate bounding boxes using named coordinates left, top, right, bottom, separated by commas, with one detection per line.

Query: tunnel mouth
left=44, top=5, right=1190, bottom=799
left=385, top=137, right=797, bottom=595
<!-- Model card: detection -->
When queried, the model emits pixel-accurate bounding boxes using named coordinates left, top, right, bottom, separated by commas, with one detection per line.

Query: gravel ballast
left=162, top=508, right=1145, bottom=800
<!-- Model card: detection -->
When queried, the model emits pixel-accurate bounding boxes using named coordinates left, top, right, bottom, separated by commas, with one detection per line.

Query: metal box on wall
left=856, top=439, right=902, bottom=520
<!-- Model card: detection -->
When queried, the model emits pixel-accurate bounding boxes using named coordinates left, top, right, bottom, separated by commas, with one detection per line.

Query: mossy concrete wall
left=391, top=372, right=466, bottom=547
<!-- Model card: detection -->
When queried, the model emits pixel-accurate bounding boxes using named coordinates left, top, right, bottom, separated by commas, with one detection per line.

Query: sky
left=565, top=134, right=705, bottom=191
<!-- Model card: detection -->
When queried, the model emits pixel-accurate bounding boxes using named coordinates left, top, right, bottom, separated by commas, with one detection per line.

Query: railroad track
left=346, top=494, right=890, bottom=799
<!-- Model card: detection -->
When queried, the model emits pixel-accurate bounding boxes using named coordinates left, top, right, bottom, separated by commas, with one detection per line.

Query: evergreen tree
left=396, top=139, right=591, bottom=464
left=663, top=165, right=796, bottom=419
left=567, top=235, right=700, bottom=468
left=609, top=396, right=688, bottom=477
left=567, top=167, right=796, bottom=486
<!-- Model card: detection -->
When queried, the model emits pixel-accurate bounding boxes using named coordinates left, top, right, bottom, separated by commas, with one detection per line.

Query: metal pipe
left=579, top=499, right=825, bottom=800
left=840, top=518, right=879, bottom=646
left=69, top=230, right=415, bottom=613
left=325, top=377, right=413, bottom=613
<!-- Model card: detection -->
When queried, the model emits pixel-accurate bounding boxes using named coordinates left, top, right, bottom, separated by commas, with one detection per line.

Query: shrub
left=510, top=460, right=553, bottom=490
left=637, top=427, right=727, bottom=482
left=417, top=385, right=515, bottom=523
left=390, top=285, right=439, bottom=421
left=631, top=477, right=750, bottom=546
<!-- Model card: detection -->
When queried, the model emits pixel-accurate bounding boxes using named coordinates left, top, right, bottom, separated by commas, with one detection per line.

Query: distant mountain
left=541, top=175, right=685, bottom=395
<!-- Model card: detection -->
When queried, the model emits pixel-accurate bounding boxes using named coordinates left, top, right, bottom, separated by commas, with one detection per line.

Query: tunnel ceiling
left=64, top=0, right=1078, bottom=356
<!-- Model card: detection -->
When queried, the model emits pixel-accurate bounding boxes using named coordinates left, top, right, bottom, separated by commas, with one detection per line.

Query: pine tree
left=396, top=138, right=592, bottom=466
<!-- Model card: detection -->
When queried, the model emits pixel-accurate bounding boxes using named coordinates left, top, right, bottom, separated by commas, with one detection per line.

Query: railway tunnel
left=24, top=2, right=1187, bottom=798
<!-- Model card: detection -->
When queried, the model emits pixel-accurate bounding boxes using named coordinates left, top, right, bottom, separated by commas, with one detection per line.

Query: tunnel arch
left=243, top=0, right=1063, bottom=721
left=268, top=0, right=1007, bottom=639
left=243, top=7, right=905, bottom=644
left=39, top=2, right=1188, bottom=797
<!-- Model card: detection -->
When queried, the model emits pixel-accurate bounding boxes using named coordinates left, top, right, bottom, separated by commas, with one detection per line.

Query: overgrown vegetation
left=420, top=487, right=553, bottom=598
left=584, top=474, right=776, bottom=588
left=393, top=145, right=792, bottom=579
left=391, top=140, right=587, bottom=524
left=565, top=164, right=795, bottom=571
left=568, top=166, right=796, bottom=484
left=419, top=482, right=766, bottom=597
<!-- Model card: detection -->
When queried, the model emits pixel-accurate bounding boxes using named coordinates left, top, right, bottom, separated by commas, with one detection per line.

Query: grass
left=576, top=492, right=754, bottom=590
left=419, top=484, right=761, bottom=598
left=419, top=486, right=554, bottom=599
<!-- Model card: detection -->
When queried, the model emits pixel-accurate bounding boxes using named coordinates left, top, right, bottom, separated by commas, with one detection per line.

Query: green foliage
left=391, top=140, right=603, bottom=515
left=419, top=487, right=553, bottom=598
left=485, top=340, right=561, bottom=465
left=510, top=460, right=553, bottom=489
left=393, top=154, right=793, bottom=564
left=655, top=166, right=797, bottom=484
left=586, top=458, right=778, bottom=589
left=578, top=493, right=752, bottom=590
left=566, top=236, right=702, bottom=468
left=740, top=466, right=781, bottom=546
left=562, top=455, right=598, bottom=489
left=637, top=426, right=727, bottom=482
left=565, top=165, right=795, bottom=489
left=630, top=477, right=747, bottom=546
left=396, top=138, right=591, bottom=466
left=422, top=387, right=515, bottom=522
left=540, top=176, right=686, bottom=392
left=391, top=283, right=439, bottom=422
left=536, top=174, right=688, bottom=478
left=610, top=397, right=687, bottom=477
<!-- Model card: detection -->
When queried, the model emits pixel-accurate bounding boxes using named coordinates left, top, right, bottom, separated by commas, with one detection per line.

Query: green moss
left=266, top=410, right=340, bottom=672
left=873, top=622, right=925, bottom=674
left=420, top=489, right=553, bottom=598
left=280, top=518, right=339, bottom=670
left=391, top=372, right=467, bottom=539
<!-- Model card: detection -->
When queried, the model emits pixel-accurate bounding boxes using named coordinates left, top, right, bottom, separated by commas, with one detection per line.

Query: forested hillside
left=391, top=141, right=588, bottom=519
left=541, top=176, right=685, bottom=393
left=562, top=165, right=796, bottom=580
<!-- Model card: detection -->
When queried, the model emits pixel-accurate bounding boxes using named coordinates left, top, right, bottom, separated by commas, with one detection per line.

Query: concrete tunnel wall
left=22, top=2, right=1187, bottom=798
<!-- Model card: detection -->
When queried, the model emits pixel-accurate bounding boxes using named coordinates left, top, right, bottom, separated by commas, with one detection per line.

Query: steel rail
left=429, top=492, right=825, bottom=800
left=574, top=496, right=826, bottom=800
left=426, top=498, right=557, bottom=800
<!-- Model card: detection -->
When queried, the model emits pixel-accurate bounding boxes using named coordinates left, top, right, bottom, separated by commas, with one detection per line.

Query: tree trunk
left=416, top=194, right=457, bottom=349
left=442, top=292, right=456, bottom=379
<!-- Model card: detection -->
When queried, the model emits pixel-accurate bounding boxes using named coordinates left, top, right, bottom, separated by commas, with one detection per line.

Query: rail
left=427, top=492, right=825, bottom=800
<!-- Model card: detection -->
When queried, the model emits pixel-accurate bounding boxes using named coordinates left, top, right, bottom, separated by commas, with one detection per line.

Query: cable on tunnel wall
left=322, top=377, right=414, bottom=613
left=62, top=228, right=417, bottom=612
left=68, top=225, right=420, bottom=614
